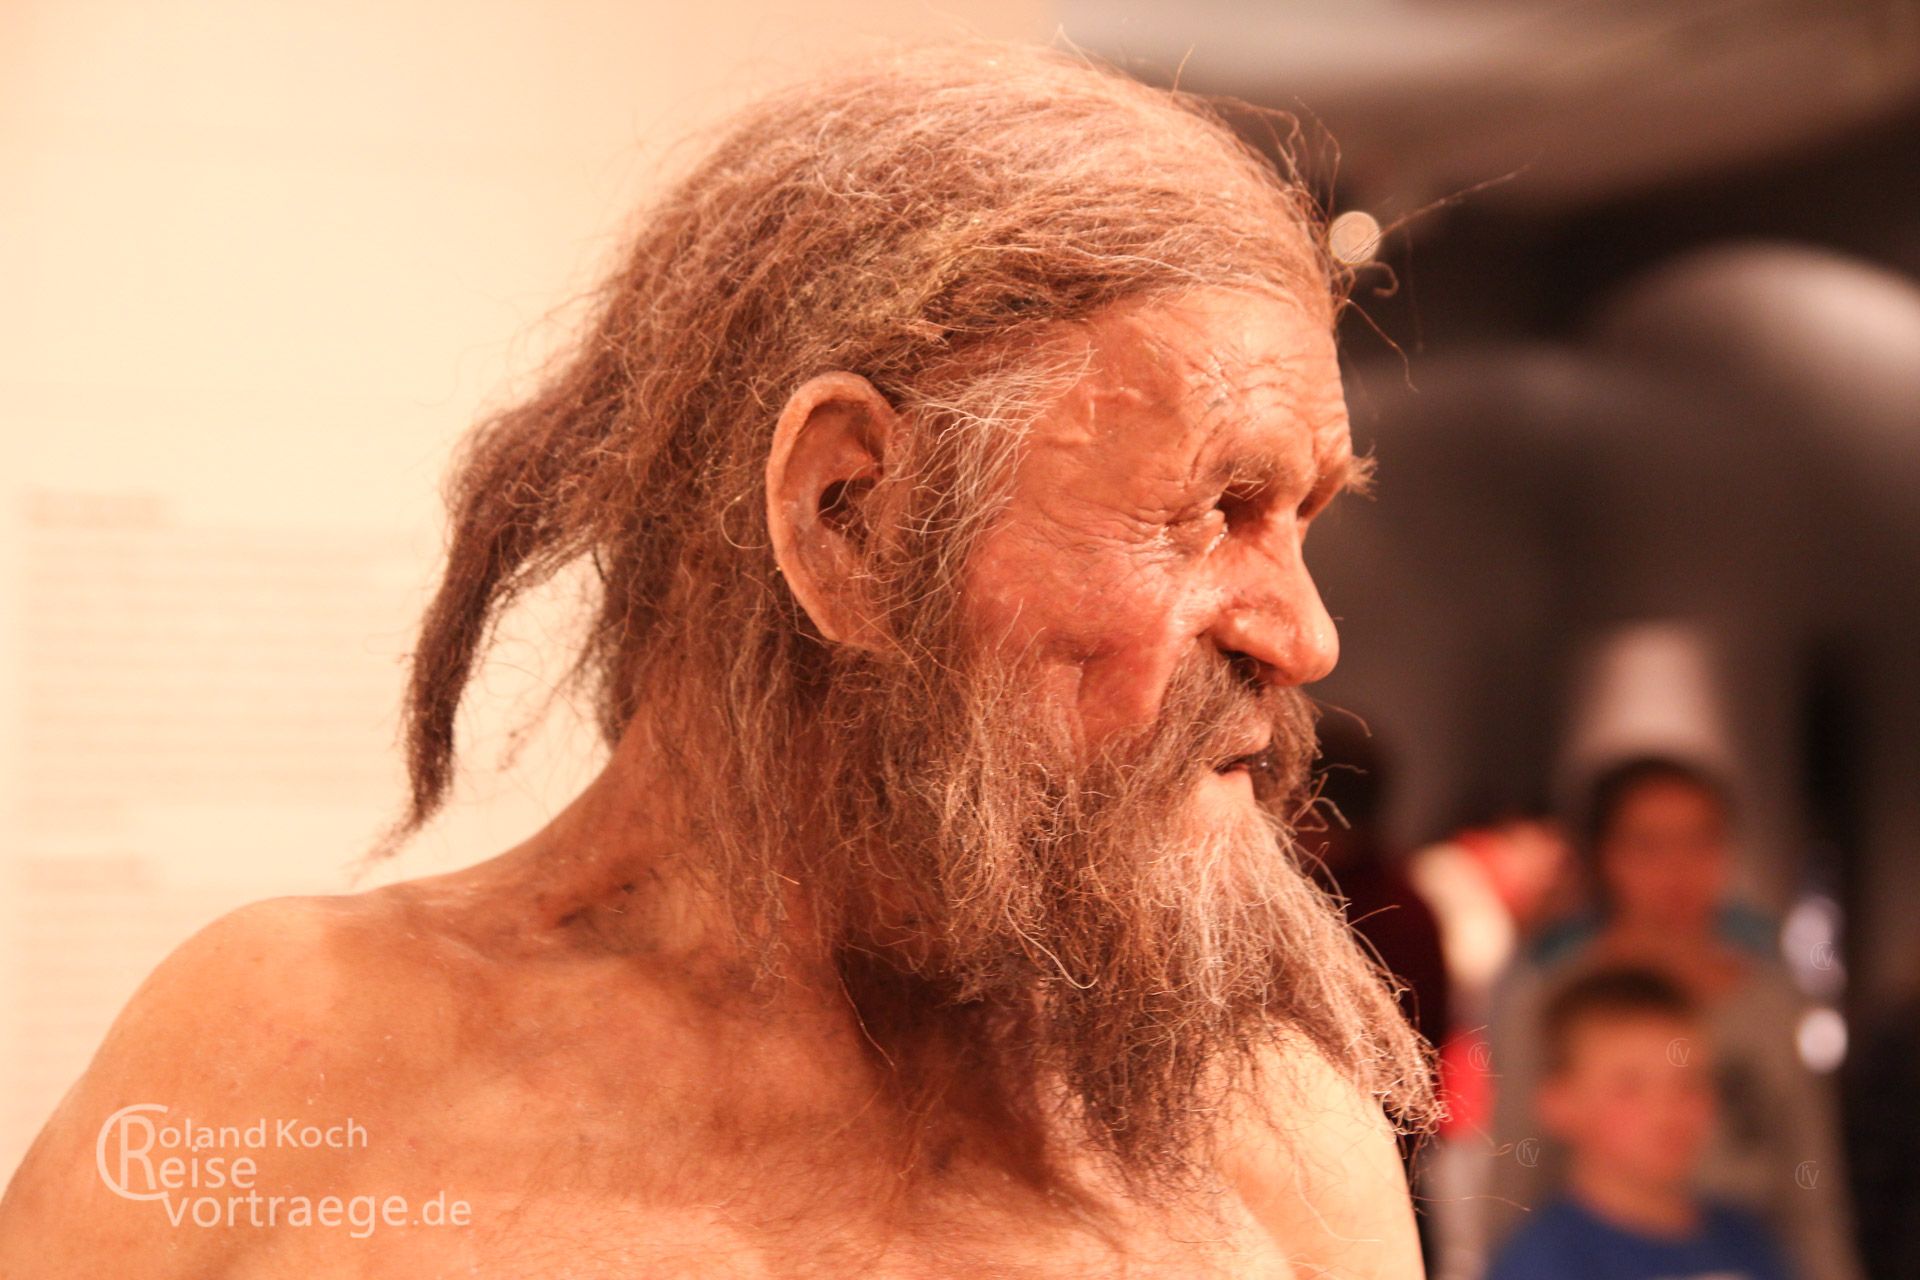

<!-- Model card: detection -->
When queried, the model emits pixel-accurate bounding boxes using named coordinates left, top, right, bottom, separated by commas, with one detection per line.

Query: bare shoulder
left=0, top=890, right=461, bottom=1276
left=1221, top=1040, right=1424, bottom=1280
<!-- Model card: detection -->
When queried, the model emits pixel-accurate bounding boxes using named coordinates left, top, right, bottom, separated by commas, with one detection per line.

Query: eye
left=1172, top=488, right=1251, bottom=558
left=1171, top=476, right=1269, bottom=551
left=1164, top=499, right=1226, bottom=554
left=1215, top=481, right=1274, bottom=529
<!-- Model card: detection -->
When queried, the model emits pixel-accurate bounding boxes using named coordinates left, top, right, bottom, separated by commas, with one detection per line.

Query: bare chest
left=221, top=1191, right=1299, bottom=1280
left=208, top=1091, right=1297, bottom=1279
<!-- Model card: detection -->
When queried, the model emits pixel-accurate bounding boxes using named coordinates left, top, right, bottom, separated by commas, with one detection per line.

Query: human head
left=1582, top=755, right=1734, bottom=933
left=388, top=39, right=1432, bottom=1186
left=1536, top=965, right=1715, bottom=1192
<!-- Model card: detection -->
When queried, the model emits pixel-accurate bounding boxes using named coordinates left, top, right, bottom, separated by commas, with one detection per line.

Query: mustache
left=1087, top=647, right=1320, bottom=814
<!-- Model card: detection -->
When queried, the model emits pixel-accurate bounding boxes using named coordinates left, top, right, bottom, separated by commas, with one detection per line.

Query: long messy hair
left=378, top=37, right=1438, bottom=1173
left=384, top=38, right=1344, bottom=854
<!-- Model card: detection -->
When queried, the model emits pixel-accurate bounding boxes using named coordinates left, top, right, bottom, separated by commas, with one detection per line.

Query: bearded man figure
left=1, top=39, right=1437, bottom=1279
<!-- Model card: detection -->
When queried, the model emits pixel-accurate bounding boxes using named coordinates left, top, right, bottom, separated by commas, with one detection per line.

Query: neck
left=1567, top=1159, right=1699, bottom=1238
left=475, top=714, right=1010, bottom=1066
left=464, top=713, right=830, bottom=982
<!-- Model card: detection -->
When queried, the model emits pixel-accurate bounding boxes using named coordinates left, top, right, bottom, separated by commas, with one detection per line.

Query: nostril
left=1222, top=649, right=1266, bottom=690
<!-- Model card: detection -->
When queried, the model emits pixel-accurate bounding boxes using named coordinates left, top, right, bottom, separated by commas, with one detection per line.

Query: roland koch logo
left=96, top=1104, right=471, bottom=1237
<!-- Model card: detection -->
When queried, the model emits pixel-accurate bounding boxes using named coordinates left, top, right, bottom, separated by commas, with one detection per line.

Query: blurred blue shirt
left=1486, top=1194, right=1795, bottom=1280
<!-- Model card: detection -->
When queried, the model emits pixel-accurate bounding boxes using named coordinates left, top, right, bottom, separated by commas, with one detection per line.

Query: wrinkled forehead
left=1030, top=286, right=1351, bottom=461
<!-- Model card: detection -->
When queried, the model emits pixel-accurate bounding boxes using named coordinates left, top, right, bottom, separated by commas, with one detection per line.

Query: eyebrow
left=1337, top=451, right=1378, bottom=500
left=1196, top=442, right=1376, bottom=504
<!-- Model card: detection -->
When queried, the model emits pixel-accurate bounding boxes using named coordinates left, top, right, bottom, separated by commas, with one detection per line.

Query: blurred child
left=1486, top=757, right=1858, bottom=1280
left=1487, top=965, right=1796, bottom=1280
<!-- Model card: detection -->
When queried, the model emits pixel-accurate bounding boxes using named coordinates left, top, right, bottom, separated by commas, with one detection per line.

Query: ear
left=765, top=371, right=901, bottom=650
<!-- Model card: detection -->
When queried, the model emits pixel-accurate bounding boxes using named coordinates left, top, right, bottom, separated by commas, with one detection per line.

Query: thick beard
left=791, top=635, right=1409, bottom=1193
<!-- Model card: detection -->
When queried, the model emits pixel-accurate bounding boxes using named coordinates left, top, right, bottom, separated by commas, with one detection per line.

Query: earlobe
left=765, top=371, right=899, bottom=649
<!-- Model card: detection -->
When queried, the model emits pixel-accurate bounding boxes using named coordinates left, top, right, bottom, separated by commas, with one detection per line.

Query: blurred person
left=1410, top=793, right=1577, bottom=1135
left=1486, top=965, right=1796, bottom=1280
left=1415, top=795, right=1578, bottom=997
left=0, top=40, right=1437, bottom=1278
left=1405, top=794, right=1574, bottom=1280
left=1485, top=757, right=1861, bottom=1280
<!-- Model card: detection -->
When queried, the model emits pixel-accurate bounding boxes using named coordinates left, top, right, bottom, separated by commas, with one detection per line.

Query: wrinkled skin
left=963, top=287, right=1354, bottom=761
left=0, top=287, right=1420, bottom=1279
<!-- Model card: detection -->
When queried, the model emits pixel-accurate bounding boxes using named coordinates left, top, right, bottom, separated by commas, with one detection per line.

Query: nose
left=1207, top=534, right=1339, bottom=687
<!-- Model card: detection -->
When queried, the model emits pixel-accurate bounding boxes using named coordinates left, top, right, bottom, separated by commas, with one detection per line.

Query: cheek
left=962, top=528, right=1218, bottom=740
left=1605, top=852, right=1665, bottom=901
left=1581, top=1088, right=1660, bottom=1156
left=1683, top=849, right=1729, bottom=895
